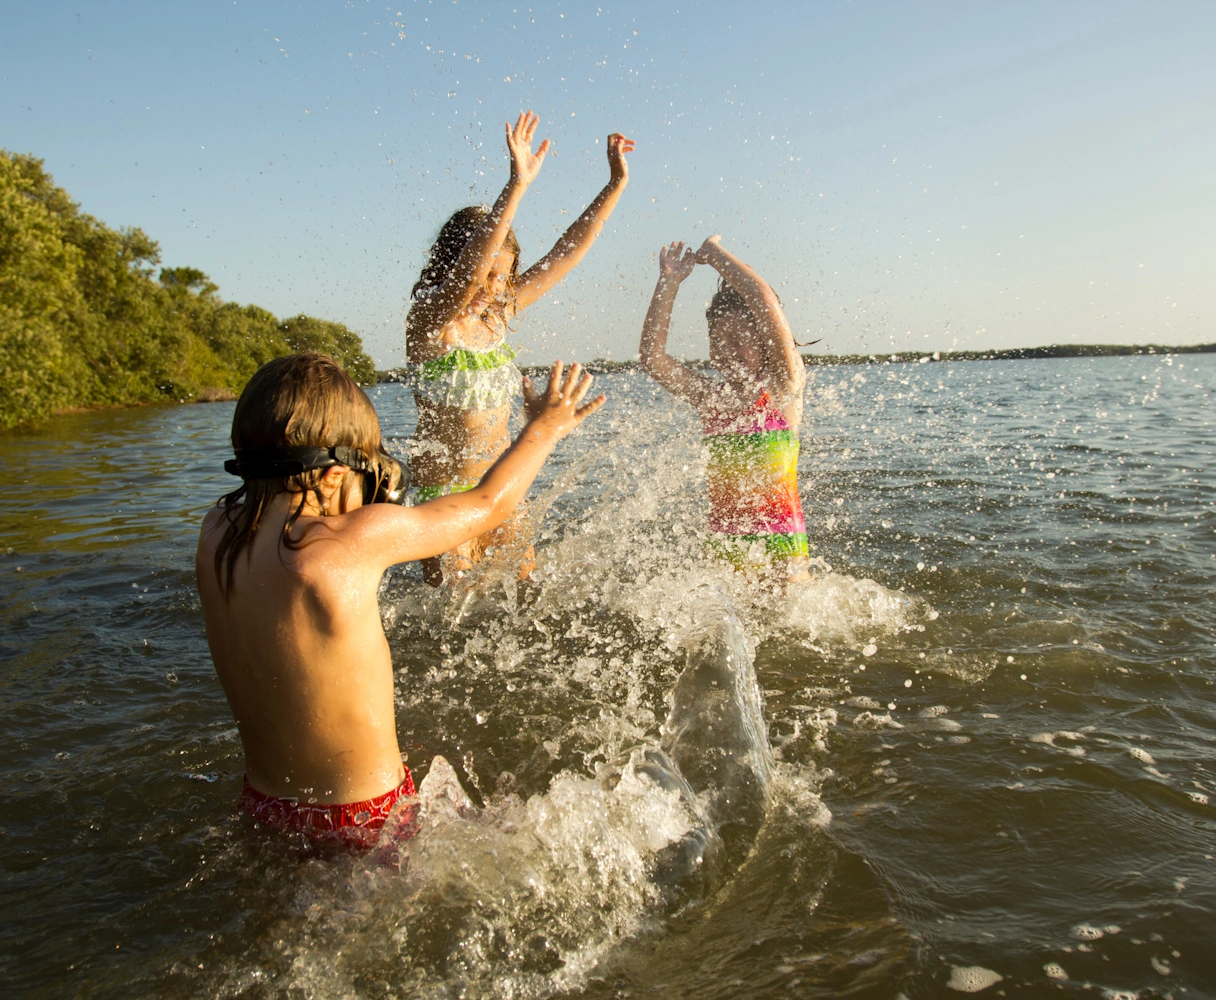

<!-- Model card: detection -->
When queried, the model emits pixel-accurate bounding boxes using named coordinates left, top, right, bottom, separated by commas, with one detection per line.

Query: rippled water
left=2, top=354, right=1213, bottom=999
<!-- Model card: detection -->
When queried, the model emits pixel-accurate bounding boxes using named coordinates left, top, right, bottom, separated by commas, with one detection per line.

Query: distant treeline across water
left=384, top=342, right=1216, bottom=381
left=0, top=151, right=375, bottom=430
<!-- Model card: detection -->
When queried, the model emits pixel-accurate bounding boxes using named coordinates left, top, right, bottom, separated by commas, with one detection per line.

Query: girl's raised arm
left=407, top=111, right=549, bottom=335
left=639, top=241, right=712, bottom=408
left=512, top=133, right=635, bottom=312
left=696, top=235, right=805, bottom=400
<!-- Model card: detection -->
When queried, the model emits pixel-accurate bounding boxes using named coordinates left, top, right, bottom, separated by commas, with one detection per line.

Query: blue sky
left=4, top=1, right=1214, bottom=366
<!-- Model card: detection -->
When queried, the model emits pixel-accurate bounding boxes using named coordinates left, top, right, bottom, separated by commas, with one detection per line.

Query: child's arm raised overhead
left=697, top=235, right=806, bottom=400
left=354, top=362, right=605, bottom=568
left=407, top=111, right=550, bottom=334
left=511, top=133, right=635, bottom=311
left=639, top=241, right=713, bottom=408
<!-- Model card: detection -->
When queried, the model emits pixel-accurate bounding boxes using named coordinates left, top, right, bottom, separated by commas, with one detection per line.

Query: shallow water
left=1, top=354, right=1214, bottom=999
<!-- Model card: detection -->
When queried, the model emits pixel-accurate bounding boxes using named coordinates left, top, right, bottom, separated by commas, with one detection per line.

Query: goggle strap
left=224, top=445, right=371, bottom=479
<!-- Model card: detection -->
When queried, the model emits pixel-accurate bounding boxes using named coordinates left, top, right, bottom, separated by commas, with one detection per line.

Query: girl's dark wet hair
left=706, top=280, right=753, bottom=328
left=411, top=206, right=521, bottom=310
left=706, top=279, right=784, bottom=339
left=213, top=353, right=388, bottom=594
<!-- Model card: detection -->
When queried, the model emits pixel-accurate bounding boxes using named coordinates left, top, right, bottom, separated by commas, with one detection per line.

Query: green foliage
left=280, top=314, right=377, bottom=384
left=0, top=150, right=377, bottom=430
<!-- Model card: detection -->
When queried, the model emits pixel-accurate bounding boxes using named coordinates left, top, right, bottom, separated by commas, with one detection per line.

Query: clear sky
left=4, top=1, right=1214, bottom=366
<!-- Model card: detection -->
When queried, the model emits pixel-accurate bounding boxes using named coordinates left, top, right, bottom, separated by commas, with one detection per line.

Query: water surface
left=1, top=354, right=1213, bottom=998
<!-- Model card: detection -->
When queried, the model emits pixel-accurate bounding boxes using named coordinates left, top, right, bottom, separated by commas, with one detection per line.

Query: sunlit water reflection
left=1, top=354, right=1213, bottom=998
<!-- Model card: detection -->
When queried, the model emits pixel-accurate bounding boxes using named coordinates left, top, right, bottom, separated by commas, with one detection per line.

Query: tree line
left=0, top=150, right=376, bottom=430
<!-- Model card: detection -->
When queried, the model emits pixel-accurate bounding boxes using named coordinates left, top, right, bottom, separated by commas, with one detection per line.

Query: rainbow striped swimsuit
left=702, top=390, right=809, bottom=565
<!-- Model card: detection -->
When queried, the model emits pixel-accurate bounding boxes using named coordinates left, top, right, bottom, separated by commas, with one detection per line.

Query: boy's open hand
left=658, top=240, right=697, bottom=282
left=507, top=111, right=549, bottom=186
left=522, top=361, right=606, bottom=436
left=695, top=234, right=724, bottom=263
left=606, top=133, right=635, bottom=185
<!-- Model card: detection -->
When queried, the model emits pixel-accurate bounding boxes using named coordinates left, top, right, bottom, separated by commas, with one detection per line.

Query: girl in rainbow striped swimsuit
left=639, top=236, right=811, bottom=582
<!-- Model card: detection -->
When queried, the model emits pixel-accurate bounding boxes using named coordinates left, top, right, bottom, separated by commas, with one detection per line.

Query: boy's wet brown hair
left=411, top=205, right=521, bottom=314
left=213, top=353, right=387, bottom=593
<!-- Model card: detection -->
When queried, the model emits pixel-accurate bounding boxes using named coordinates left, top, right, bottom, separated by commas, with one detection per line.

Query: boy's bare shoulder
left=291, top=503, right=422, bottom=552
left=199, top=504, right=228, bottom=546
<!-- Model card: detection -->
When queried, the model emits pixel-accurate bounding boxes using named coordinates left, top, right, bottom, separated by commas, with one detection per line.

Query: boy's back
left=197, top=499, right=404, bottom=806
left=197, top=353, right=602, bottom=846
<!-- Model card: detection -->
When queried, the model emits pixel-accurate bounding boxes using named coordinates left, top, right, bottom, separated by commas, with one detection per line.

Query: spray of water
left=186, top=386, right=929, bottom=998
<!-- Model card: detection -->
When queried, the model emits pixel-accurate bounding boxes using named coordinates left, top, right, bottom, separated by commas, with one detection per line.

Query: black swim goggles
left=224, top=444, right=408, bottom=505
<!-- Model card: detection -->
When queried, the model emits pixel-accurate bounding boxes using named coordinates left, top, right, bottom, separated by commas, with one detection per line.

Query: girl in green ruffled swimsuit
left=405, top=111, right=632, bottom=585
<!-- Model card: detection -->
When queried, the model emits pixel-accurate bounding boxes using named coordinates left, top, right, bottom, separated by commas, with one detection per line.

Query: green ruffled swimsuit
left=406, top=338, right=522, bottom=504
left=406, top=343, right=520, bottom=411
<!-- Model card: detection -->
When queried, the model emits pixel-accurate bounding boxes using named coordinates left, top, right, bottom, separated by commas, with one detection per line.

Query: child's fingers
left=575, top=394, right=607, bottom=420
left=560, top=362, right=583, bottom=396
left=535, top=138, right=550, bottom=161
left=568, top=371, right=595, bottom=406
left=547, top=359, right=564, bottom=398
left=521, top=375, right=536, bottom=401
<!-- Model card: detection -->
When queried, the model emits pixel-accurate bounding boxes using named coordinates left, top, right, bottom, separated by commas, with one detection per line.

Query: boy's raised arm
left=639, top=241, right=712, bottom=407
left=358, top=362, right=604, bottom=567
left=512, top=133, right=634, bottom=311
left=697, top=236, right=805, bottom=396
left=408, top=111, right=549, bottom=333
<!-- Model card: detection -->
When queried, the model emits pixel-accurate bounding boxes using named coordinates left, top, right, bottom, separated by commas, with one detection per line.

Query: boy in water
left=196, top=352, right=603, bottom=850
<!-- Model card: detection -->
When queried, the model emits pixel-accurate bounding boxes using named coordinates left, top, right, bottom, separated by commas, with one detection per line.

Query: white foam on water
left=769, top=762, right=832, bottom=829
left=1072, top=923, right=1105, bottom=940
left=1031, top=732, right=1087, bottom=756
left=946, top=965, right=1003, bottom=992
left=257, top=750, right=705, bottom=1000
left=852, top=711, right=904, bottom=730
left=1043, top=962, right=1068, bottom=980
left=777, top=572, right=935, bottom=650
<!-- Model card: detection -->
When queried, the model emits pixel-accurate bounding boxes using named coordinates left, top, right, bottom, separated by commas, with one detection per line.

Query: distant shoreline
left=378, top=341, right=1216, bottom=381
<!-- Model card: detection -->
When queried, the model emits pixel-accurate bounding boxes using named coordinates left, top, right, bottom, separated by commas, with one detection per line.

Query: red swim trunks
left=239, top=769, right=420, bottom=851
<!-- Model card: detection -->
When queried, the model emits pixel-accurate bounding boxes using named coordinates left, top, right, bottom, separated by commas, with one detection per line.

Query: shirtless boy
left=196, top=352, right=603, bottom=849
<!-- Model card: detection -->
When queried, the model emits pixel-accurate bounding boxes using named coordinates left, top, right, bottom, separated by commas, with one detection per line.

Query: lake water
left=2, top=354, right=1213, bottom=999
